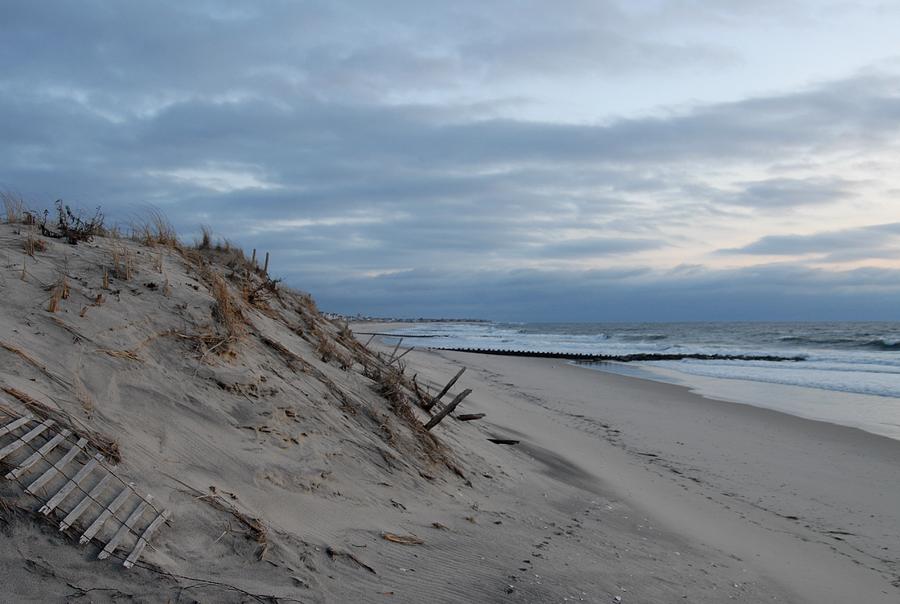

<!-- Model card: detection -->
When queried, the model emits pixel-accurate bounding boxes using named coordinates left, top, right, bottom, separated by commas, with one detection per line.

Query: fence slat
left=30, top=438, right=89, bottom=497
left=123, top=509, right=171, bottom=568
left=5, top=429, right=71, bottom=479
left=39, top=453, right=103, bottom=516
left=80, top=485, right=132, bottom=544
left=0, top=419, right=54, bottom=461
left=59, top=473, right=112, bottom=530
left=0, top=414, right=34, bottom=438
left=98, top=496, right=152, bottom=560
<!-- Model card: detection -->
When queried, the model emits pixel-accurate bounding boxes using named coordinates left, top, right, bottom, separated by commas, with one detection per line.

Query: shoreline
left=354, top=320, right=900, bottom=441
left=360, top=325, right=900, bottom=602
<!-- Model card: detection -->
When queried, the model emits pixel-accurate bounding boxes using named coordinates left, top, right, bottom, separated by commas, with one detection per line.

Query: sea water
left=382, top=322, right=900, bottom=440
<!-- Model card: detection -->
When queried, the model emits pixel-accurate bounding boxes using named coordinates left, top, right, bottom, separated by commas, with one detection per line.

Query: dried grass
left=1, top=190, right=26, bottom=223
left=23, top=225, right=47, bottom=257
left=208, top=271, right=245, bottom=344
left=111, top=245, right=133, bottom=281
left=381, top=532, right=424, bottom=545
left=198, top=225, right=213, bottom=250
left=197, top=486, right=269, bottom=560
left=0, top=341, right=72, bottom=392
left=98, top=348, right=143, bottom=362
left=47, top=275, right=69, bottom=313
left=1, top=387, right=121, bottom=462
left=132, top=207, right=178, bottom=248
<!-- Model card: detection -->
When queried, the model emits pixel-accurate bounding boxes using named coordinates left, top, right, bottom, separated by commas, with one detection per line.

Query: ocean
left=381, top=321, right=900, bottom=440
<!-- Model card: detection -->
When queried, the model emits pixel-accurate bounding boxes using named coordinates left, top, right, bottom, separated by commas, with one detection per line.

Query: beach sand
left=354, top=323, right=900, bottom=602
left=1, top=223, right=897, bottom=603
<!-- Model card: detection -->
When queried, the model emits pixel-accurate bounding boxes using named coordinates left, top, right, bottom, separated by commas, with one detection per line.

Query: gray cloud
left=1, top=1, right=899, bottom=320
left=721, top=222, right=900, bottom=261
left=723, top=177, right=854, bottom=208
left=304, top=263, right=900, bottom=321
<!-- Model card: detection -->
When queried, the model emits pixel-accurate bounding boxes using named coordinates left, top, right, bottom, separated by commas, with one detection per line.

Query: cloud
left=722, top=177, right=855, bottom=208
left=1, top=1, right=899, bottom=320
left=304, top=263, right=900, bottom=321
left=721, top=222, right=900, bottom=261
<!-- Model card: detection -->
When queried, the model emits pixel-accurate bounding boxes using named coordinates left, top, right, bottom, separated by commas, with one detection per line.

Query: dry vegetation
left=2, top=193, right=461, bottom=483
left=1, top=190, right=27, bottom=224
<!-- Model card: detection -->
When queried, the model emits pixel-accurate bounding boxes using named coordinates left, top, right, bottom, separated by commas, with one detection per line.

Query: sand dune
left=1, top=222, right=897, bottom=603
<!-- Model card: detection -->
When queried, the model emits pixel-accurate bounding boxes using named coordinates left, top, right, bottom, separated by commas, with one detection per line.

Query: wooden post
left=425, top=389, right=472, bottom=430
left=411, top=374, right=428, bottom=407
left=423, top=367, right=466, bottom=411
left=387, top=338, right=403, bottom=362
left=251, top=248, right=257, bottom=267
left=392, top=347, right=414, bottom=364
left=263, top=252, right=269, bottom=275
left=364, top=334, right=377, bottom=348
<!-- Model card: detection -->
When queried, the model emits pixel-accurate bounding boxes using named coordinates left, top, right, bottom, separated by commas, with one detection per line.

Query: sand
left=0, top=224, right=897, bottom=603
left=354, top=323, right=900, bottom=603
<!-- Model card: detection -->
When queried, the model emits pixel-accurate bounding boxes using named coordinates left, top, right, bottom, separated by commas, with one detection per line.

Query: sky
left=2, top=0, right=900, bottom=321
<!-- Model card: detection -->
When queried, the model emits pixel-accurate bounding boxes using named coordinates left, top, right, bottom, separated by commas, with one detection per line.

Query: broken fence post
left=392, top=347, right=414, bottom=365
left=423, top=367, right=466, bottom=411
left=387, top=338, right=403, bottom=362
left=424, top=388, right=472, bottom=431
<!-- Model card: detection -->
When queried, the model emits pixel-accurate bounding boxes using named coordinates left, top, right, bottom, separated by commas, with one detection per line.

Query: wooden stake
left=263, top=252, right=269, bottom=275
left=423, top=367, right=466, bottom=411
left=392, top=347, right=414, bottom=364
left=388, top=338, right=403, bottom=362
left=251, top=248, right=257, bottom=266
left=364, top=334, right=377, bottom=348
left=424, top=388, right=472, bottom=430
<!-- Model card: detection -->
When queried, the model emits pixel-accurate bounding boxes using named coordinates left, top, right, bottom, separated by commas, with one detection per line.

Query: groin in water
left=428, top=347, right=806, bottom=363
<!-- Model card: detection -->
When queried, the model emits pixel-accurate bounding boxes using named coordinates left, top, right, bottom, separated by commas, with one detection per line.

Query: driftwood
left=487, top=438, right=519, bottom=445
left=422, top=367, right=466, bottom=411
left=424, top=388, right=472, bottom=431
left=456, top=413, right=485, bottom=422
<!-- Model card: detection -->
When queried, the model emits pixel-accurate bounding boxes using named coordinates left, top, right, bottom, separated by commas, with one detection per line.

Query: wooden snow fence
left=0, top=409, right=171, bottom=569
